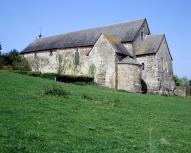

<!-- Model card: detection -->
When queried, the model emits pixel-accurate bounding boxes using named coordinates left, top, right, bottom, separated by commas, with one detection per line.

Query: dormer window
left=141, top=32, right=144, bottom=41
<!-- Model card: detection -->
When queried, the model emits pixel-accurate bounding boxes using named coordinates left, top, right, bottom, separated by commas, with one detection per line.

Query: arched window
left=75, top=49, right=80, bottom=65
left=141, top=63, right=145, bottom=70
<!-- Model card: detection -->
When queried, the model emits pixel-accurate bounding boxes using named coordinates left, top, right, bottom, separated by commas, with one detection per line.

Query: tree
left=7, top=49, right=20, bottom=63
left=173, top=75, right=181, bottom=86
left=180, top=77, right=189, bottom=86
left=12, top=56, right=31, bottom=71
left=0, top=49, right=31, bottom=71
left=0, top=55, right=9, bottom=69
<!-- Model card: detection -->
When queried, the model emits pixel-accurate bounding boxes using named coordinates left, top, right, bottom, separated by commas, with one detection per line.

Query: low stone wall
left=174, top=86, right=187, bottom=97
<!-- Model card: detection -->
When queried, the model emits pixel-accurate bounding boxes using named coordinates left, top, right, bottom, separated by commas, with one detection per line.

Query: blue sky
left=0, top=0, right=191, bottom=78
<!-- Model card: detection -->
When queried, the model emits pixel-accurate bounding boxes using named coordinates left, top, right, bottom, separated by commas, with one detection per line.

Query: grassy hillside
left=0, top=71, right=191, bottom=153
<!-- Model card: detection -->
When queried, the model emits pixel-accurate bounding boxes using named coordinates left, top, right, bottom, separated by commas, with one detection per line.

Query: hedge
left=14, top=70, right=94, bottom=83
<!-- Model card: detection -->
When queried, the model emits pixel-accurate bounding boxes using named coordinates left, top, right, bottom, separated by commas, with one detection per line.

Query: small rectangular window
left=75, top=49, right=80, bottom=65
left=49, top=50, right=53, bottom=56
left=141, top=32, right=144, bottom=41
left=161, top=57, right=164, bottom=71
left=141, top=63, right=145, bottom=70
left=34, top=52, right=37, bottom=57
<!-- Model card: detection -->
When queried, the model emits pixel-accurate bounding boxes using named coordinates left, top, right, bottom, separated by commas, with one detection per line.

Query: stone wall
left=174, top=86, right=187, bottom=97
left=136, top=38, right=175, bottom=95
left=117, top=63, right=142, bottom=92
left=24, top=47, right=92, bottom=75
left=136, top=54, right=159, bottom=92
left=89, top=34, right=117, bottom=88
left=123, top=43, right=134, bottom=57
left=155, top=38, right=175, bottom=95
left=24, top=51, right=57, bottom=73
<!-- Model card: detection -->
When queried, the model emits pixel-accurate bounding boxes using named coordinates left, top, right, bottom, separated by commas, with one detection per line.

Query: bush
left=14, top=70, right=30, bottom=75
left=0, top=49, right=31, bottom=71
left=56, top=74, right=94, bottom=83
left=14, top=71, right=94, bottom=84
left=173, top=75, right=181, bottom=86
left=0, top=55, right=9, bottom=69
left=26, top=71, right=42, bottom=77
left=44, top=85, right=69, bottom=96
left=40, top=73, right=56, bottom=80
left=2, top=65, right=13, bottom=70
left=81, top=94, right=96, bottom=100
left=12, top=57, right=31, bottom=71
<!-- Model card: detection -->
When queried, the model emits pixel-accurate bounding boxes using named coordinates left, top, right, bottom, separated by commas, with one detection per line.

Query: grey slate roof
left=103, top=33, right=133, bottom=57
left=118, top=56, right=140, bottom=65
left=21, top=19, right=145, bottom=53
left=136, top=34, right=164, bottom=56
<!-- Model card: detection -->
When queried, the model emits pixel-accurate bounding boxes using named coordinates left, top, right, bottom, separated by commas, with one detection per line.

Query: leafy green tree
left=0, top=49, right=31, bottom=71
left=0, top=55, right=9, bottom=69
left=189, top=80, right=191, bottom=86
left=173, top=75, right=181, bottom=86
left=7, top=49, right=20, bottom=64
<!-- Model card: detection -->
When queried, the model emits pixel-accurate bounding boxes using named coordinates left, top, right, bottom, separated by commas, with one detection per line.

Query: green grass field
left=0, top=71, right=191, bottom=153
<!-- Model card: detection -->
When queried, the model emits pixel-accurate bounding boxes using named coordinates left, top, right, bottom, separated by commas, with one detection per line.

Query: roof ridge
left=145, top=34, right=164, bottom=37
left=35, top=18, right=146, bottom=40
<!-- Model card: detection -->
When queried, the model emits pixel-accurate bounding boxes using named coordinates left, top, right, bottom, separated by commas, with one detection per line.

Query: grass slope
left=0, top=71, right=191, bottom=153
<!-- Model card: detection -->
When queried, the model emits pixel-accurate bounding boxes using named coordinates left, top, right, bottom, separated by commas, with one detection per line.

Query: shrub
left=27, top=71, right=42, bottom=77
left=2, top=65, right=13, bottom=70
left=0, top=49, right=31, bottom=71
left=0, top=55, right=9, bottom=69
left=44, top=85, right=69, bottom=96
left=14, top=71, right=94, bottom=84
left=14, top=70, right=29, bottom=75
left=81, top=94, right=96, bottom=100
left=56, top=74, right=94, bottom=83
left=173, top=75, right=181, bottom=86
left=12, top=57, right=31, bottom=71
left=40, top=73, right=56, bottom=80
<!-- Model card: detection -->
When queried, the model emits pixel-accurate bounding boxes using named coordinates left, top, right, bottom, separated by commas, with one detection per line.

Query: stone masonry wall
left=89, top=34, right=117, bottom=88
left=155, top=38, right=175, bottom=95
left=136, top=54, right=159, bottom=92
left=117, top=64, right=142, bottom=92
left=24, top=47, right=92, bottom=75
left=174, top=86, right=187, bottom=97
left=122, top=43, right=134, bottom=57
